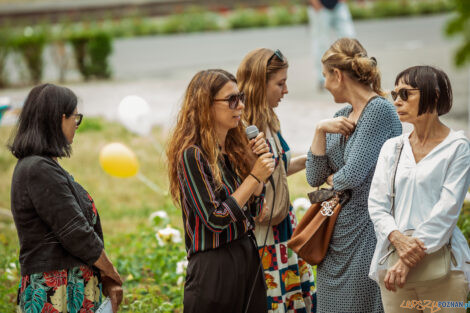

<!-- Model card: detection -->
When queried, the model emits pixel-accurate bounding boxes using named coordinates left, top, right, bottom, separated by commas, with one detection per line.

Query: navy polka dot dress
left=306, top=97, right=402, bottom=313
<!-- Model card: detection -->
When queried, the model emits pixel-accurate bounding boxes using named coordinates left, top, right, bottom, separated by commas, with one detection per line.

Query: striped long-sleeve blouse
left=178, top=145, right=265, bottom=258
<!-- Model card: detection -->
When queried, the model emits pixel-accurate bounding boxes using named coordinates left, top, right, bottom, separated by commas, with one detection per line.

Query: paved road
left=1, top=14, right=469, bottom=153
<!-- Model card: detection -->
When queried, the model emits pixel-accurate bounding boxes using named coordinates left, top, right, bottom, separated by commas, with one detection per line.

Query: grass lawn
left=0, top=117, right=468, bottom=312
left=0, top=117, right=314, bottom=312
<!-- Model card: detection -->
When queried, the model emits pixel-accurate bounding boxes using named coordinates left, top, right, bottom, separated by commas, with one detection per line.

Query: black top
left=321, top=0, right=338, bottom=10
left=10, top=156, right=104, bottom=276
left=178, top=145, right=265, bottom=258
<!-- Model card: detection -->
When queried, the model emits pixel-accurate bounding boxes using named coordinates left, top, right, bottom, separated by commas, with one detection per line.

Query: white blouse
left=368, top=130, right=470, bottom=285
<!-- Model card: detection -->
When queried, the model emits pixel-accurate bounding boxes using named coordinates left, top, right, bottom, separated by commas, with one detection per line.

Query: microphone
left=245, top=125, right=259, bottom=141
left=246, top=125, right=278, bottom=158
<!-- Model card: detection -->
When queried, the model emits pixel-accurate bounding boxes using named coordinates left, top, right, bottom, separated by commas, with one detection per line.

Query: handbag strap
left=387, top=138, right=455, bottom=256
left=390, top=138, right=404, bottom=217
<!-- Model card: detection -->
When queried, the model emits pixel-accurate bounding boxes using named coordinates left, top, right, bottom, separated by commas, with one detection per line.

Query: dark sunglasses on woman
left=267, top=49, right=285, bottom=65
left=73, top=113, right=83, bottom=126
left=214, top=92, right=245, bottom=110
left=391, top=88, right=419, bottom=101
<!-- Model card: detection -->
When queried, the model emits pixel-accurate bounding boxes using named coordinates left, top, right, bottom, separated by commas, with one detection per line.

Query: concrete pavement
left=1, top=14, right=468, bottom=153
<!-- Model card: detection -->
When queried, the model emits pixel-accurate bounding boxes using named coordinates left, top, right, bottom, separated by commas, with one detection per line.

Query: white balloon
left=118, top=95, right=152, bottom=136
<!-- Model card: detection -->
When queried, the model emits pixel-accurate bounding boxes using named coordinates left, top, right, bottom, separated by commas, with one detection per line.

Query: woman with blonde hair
left=237, top=49, right=316, bottom=312
left=167, top=69, right=275, bottom=313
left=306, top=38, right=402, bottom=312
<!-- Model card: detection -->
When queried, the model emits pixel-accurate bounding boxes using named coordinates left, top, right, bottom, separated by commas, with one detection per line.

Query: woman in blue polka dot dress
left=306, top=38, right=402, bottom=313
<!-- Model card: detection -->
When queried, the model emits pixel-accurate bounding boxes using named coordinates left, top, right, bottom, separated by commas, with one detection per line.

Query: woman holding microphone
left=167, top=69, right=275, bottom=313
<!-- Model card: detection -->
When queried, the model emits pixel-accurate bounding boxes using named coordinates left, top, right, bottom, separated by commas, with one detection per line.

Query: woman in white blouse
left=368, top=65, right=470, bottom=313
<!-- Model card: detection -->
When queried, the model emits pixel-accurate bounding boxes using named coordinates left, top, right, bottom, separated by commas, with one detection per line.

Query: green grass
left=0, top=118, right=468, bottom=312
left=0, top=118, right=188, bottom=312
left=0, top=118, right=315, bottom=312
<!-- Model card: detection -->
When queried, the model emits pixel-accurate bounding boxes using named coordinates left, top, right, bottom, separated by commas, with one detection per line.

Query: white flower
left=149, top=210, right=170, bottom=227
left=5, top=262, right=17, bottom=281
left=176, top=259, right=188, bottom=275
left=177, top=276, right=184, bottom=286
left=292, top=197, right=311, bottom=212
left=156, top=225, right=182, bottom=246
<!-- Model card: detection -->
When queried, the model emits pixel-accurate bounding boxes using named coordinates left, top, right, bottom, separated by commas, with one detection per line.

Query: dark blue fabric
left=320, top=0, right=338, bottom=10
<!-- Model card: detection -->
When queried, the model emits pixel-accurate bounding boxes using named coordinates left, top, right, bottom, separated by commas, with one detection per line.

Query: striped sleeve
left=179, top=146, right=246, bottom=233
left=249, top=187, right=265, bottom=217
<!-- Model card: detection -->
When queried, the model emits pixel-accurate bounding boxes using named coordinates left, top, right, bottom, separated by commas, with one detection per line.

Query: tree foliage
left=446, top=0, right=470, bottom=67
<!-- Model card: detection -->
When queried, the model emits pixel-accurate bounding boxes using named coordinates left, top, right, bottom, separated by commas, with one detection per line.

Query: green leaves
left=67, top=281, right=85, bottom=313
left=445, top=0, right=470, bottom=67
left=21, top=285, right=47, bottom=313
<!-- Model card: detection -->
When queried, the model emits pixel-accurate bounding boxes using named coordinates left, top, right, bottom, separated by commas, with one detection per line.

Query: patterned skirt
left=254, top=207, right=317, bottom=313
left=17, top=266, right=102, bottom=313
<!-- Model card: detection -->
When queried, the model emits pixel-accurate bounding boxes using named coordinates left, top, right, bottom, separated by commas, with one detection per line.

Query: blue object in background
left=0, top=105, right=10, bottom=124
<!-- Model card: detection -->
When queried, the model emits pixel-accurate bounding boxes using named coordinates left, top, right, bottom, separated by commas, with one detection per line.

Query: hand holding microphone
left=246, top=125, right=275, bottom=183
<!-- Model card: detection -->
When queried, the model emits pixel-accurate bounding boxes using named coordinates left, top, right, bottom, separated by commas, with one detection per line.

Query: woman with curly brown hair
left=167, top=69, right=275, bottom=313
left=306, top=38, right=402, bottom=312
left=237, top=48, right=316, bottom=313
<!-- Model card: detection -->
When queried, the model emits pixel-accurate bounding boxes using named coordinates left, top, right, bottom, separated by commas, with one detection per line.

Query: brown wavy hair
left=322, top=38, right=385, bottom=96
left=237, top=48, right=288, bottom=133
left=167, top=69, right=255, bottom=205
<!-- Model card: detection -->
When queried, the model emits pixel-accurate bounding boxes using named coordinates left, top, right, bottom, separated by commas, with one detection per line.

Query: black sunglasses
left=267, top=49, right=285, bottom=65
left=73, top=113, right=83, bottom=126
left=214, top=92, right=245, bottom=109
left=391, top=88, right=419, bottom=101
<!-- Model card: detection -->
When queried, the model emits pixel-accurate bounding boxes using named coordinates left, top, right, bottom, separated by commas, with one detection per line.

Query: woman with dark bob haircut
left=9, top=83, right=123, bottom=313
left=369, top=66, right=470, bottom=312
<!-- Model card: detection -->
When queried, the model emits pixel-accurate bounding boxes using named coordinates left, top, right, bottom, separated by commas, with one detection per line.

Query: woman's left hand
left=383, top=259, right=410, bottom=291
left=102, top=276, right=124, bottom=313
left=250, top=132, right=270, bottom=156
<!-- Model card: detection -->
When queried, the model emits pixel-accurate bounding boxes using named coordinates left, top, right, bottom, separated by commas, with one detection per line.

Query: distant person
left=9, top=84, right=123, bottom=313
left=237, top=48, right=316, bottom=312
left=369, top=66, right=470, bottom=313
left=307, top=0, right=355, bottom=90
left=166, top=69, right=275, bottom=313
left=306, top=38, right=401, bottom=313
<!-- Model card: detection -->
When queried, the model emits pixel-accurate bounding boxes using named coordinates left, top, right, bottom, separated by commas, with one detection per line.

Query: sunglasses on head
left=267, top=49, right=285, bottom=65
left=391, top=88, right=419, bottom=101
left=214, top=92, right=245, bottom=109
left=73, top=113, right=83, bottom=126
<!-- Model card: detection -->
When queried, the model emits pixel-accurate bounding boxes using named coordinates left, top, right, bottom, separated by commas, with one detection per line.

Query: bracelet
left=249, top=173, right=261, bottom=184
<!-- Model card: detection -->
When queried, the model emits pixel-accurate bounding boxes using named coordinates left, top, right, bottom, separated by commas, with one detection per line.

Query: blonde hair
left=167, top=69, right=255, bottom=205
left=322, top=38, right=385, bottom=96
left=237, top=48, right=288, bottom=133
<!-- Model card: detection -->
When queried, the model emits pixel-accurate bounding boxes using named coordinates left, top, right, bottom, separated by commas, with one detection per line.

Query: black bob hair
left=9, top=83, right=78, bottom=159
left=394, top=65, right=452, bottom=116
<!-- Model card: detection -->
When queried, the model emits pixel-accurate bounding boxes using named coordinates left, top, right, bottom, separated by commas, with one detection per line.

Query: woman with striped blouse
left=167, top=69, right=275, bottom=313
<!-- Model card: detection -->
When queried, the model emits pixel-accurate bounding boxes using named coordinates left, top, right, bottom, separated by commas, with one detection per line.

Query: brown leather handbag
left=287, top=188, right=350, bottom=265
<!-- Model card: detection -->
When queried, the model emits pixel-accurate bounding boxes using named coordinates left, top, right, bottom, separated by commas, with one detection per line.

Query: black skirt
left=184, top=232, right=267, bottom=313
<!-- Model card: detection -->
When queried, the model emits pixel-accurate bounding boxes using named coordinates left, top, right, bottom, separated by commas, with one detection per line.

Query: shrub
left=269, top=6, right=295, bottom=26
left=69, top=29, right=113, bottom=80
left=349, top=2, right=374, bottom=20
left=292, top=5, right=309, bottom=24
left=373, top=0, right=416, bottom=18
left=0, top=28, right=12, bottom=88
left=228, top=8, right=270, bottom=29
left=11, top=26, right=47, bottom=84
left=160, top=10, right=220, bottom=34
left=445, top=0, right=470, bottom=67
left=458, top=201, right=470, bottom=245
